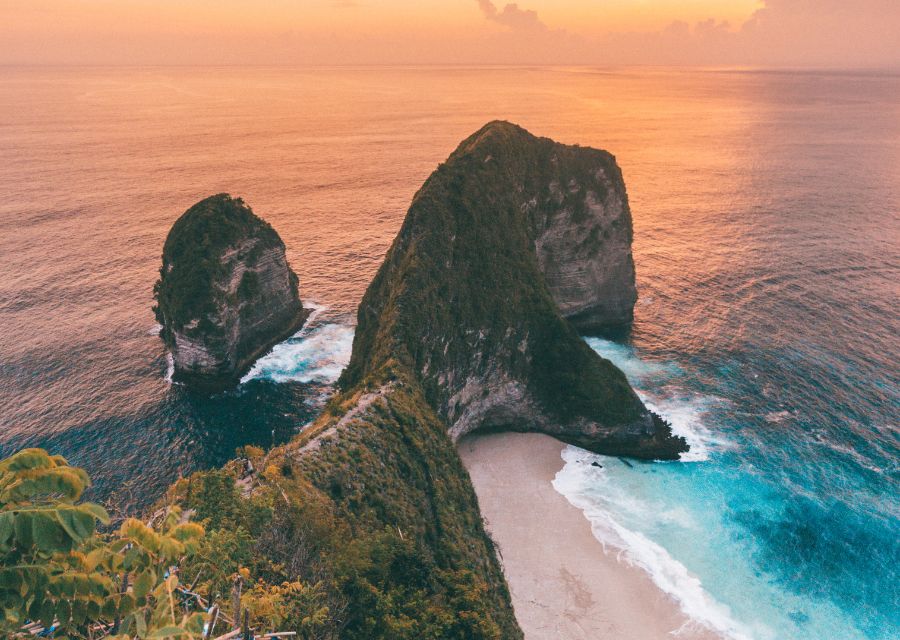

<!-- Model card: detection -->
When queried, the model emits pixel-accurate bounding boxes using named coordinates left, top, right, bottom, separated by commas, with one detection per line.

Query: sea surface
left=0, top=66, right=898, bottom=638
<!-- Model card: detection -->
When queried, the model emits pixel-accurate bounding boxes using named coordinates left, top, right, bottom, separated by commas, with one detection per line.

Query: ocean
left=0, top=66, right=897, bottom=638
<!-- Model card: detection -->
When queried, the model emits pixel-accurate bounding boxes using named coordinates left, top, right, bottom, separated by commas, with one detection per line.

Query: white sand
left=459, top=432, right=721, bottom=640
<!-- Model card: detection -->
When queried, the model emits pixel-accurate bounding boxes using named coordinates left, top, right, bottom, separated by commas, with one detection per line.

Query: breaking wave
left=241, top=319, right=355, bottom=385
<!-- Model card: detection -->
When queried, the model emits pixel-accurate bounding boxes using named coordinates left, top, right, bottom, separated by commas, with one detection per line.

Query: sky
left=1, top=0, right=898, bottom=68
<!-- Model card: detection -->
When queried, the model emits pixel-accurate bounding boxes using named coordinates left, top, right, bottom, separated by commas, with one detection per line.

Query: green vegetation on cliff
left=166, top=360, right=521, bottom=639
left=153, top=193, right=305, bottom=388
left=343, top=123, right=637, bottom=419
left=1, top=123, right=686, bottom=639
left=147, top=123, right=681, bottom=640
left=149, top=122, right=679, bottom=638
left=1, top=431, right=513, bottom=639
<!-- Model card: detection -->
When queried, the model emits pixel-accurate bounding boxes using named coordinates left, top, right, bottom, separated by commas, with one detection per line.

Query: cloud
left=467, top=0, right=899, bottom=68
left=1, top=0, right=896, bottom=67
left=476, top=0, right=547, bottom=32
left=729, top=0, right=899, bottom=67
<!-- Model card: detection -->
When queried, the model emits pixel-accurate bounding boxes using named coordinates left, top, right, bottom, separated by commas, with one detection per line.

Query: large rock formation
left=153, top=194, right=307, bottom=389
left=162, top=123, right=687, bottom=640
left=341, top=121, right=685, bottom=458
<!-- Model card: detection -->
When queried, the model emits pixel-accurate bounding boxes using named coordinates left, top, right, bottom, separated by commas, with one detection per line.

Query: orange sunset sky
left=2, top=0, right=898, bottom=68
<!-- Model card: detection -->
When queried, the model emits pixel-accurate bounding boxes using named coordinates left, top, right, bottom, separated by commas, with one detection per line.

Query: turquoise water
left=550, top=338, right=898, bottom=639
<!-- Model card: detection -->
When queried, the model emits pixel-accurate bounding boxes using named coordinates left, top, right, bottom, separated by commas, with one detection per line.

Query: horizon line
left=2, top=62, right=899, bottom=75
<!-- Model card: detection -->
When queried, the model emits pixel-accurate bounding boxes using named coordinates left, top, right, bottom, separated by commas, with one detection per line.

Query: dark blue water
left=0, top=67, right=897, bottom=637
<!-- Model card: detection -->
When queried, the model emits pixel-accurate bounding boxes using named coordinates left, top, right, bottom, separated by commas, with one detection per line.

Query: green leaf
left=118, top=592, right=136, bottom=616
left=102, top=595, right=119, bottom=618
left=134, top=610, right=148, bottom=637
left=169, top=522, right=204, bottom=542
left=124, top=546, right=141, bottom=571
left=51, top=573, right=76, bottom=598
left=31, top=510, right=67, bottom=553
left=184, top=612, right=205, bottom=634
left=71, top=598, right=87, bottom=624
left=56, top=507, right=96, bottom=544
left=81, top=502, right=110, bottom=525
left=38, top=596, right=56, bottom=628
left=108, top=538, right=129, bottom=553
left=4, top=448, right=54, bottom=471
left=133, top=569, right=154, bottom=600
left=117, top=616, right=134, bottom=637
left=86, top=572, right=114, bottom=596
left=0, top=568, right=23, bottom=595
left=14, top=511, right=33, bottom=548
left=158, top=535, right=184, bottom=561
left=55, top=598, right=71, bottom=625
left=27, top=592, right=43, bottom=619
left=11, top=467, right=88, bottom=502
left=83, top=547, right=106, bottom=572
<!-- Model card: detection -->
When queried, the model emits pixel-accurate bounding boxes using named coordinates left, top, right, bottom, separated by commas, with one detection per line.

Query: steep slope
left=154, top=194, right=308, bottom=389
left=171, top=364, right=523, bottom=639
left=342, top=121, right=686, bottom=458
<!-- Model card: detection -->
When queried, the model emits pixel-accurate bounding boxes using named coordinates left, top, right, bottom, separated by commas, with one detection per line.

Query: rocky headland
left=153, top=194, right=308, bottom=389
left=163, top=123, right=687, bottom=638
left=341, top=121, right=685, bottom=458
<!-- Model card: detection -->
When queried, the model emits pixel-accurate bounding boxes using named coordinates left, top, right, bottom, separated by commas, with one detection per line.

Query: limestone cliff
left=154, top=194, right=307, bottom=389
left=341, top=121, right=685, bottom=459
left=529, top=134, right=638, bottom=330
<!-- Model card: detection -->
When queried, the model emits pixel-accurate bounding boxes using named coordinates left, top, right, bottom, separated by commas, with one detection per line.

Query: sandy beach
left=459, top=432, right=721, bottom=640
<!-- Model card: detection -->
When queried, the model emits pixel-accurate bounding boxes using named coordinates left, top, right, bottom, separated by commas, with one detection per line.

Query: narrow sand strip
left=459, top=432, right=721, bottom=640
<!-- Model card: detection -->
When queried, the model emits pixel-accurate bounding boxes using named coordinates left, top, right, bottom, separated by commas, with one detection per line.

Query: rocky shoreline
left=169, top=305, right=310, bottom=391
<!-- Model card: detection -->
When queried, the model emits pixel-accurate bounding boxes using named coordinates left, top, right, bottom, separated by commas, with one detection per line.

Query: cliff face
left=342, top=121, right=685, bottom=459
left=530, top=142, right=637, bottom=330
left=154, top=194, right=307, bottom=389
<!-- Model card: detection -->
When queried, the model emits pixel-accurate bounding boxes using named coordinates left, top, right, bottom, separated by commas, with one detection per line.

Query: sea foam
left=165, top=352, right=174, bottom=384
left=585, top=337, right=727, bottom=462
left=560, top=338, right=758, bottom=638
left=640, top=393, right=723, bottom=463
left=552, top=446, right=758, bottom=640
left=240, top=305, right=354, bottom=385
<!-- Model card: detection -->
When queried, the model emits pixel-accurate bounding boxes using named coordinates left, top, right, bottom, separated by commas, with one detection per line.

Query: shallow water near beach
left=555, top=336, right=898, bottom=639
left=0, top=66, right=898, bottom=637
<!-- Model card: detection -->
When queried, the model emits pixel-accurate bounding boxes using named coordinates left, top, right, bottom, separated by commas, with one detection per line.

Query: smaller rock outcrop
left=154, top=194, right=307, bottom=389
